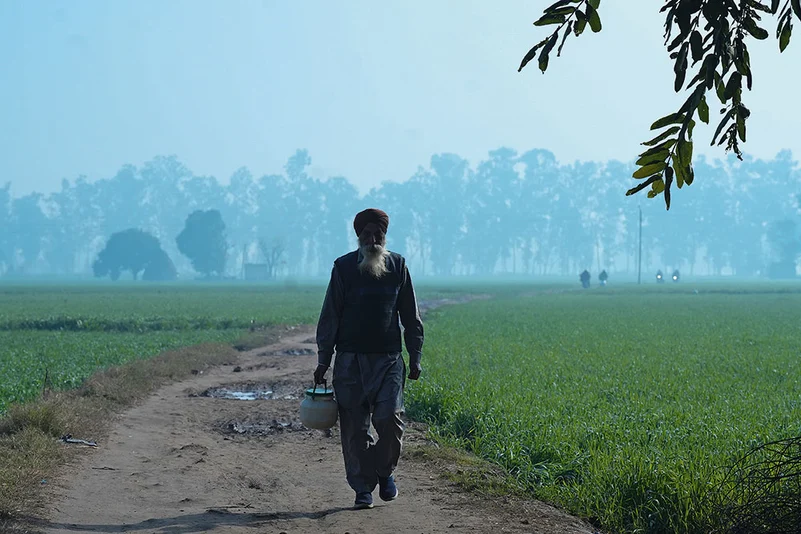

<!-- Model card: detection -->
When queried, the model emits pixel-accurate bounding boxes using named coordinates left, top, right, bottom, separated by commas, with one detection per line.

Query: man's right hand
left=408, top=362, right=422, bottom=380
left=313, top=364, right=329, bottom=384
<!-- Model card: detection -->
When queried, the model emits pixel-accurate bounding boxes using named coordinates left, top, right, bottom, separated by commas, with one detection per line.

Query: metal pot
left=299, top=381, right=338, bottom=430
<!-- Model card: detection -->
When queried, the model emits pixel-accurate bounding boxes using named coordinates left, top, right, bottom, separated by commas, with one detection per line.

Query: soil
left=36, top=324, right=598, bottom=534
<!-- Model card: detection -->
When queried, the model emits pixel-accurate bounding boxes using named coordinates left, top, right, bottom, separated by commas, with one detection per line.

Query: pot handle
left=309, top=379, right=328, bottom=398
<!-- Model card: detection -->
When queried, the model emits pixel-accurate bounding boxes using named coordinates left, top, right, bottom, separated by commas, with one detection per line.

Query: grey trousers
left=332, top=351, right=405, bottom=494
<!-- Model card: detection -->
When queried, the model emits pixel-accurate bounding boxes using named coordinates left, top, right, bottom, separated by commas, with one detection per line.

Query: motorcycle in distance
left=656, top=270, right=665, bottom=283
left=672, top=269, right=680, bottom=282
left=580, top=269, right=591, bottom=289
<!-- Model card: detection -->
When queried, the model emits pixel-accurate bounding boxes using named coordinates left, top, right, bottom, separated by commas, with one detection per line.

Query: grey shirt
left=316, top=250, right=424, bottom=368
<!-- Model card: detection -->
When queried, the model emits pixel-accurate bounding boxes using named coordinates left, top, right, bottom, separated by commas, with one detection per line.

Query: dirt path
left=38, top=325, right=597, bottom=534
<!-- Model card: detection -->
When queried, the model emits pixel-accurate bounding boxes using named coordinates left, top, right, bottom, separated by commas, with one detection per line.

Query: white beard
left=358, top=244, right=390, bottom=278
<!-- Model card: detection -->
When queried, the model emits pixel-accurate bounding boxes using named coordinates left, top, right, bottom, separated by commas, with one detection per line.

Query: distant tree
left=8, top=193, right=48, bottom=273
left=142, top=249, right=178, bottom=281
left=520, top=1, right=801, bottom=209
left=0, top=182, right=10, bottom=271
left=766, top=219, right=800, bottom=279
left=176, top=209, right=227, bottom=278
left=258, top=237, right=286, bottom=279
left=93, top=228, right=172, bottom=281
left=48, top=176, right=102, bottom=273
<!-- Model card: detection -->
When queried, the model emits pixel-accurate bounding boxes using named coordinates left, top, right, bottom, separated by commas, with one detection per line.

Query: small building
left=243, top=263, right=271, bottom=281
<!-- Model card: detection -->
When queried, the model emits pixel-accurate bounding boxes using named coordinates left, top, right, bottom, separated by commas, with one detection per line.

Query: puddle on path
left=199, top=382, right=302, bottom=401
left=220, top=418, right=311, bottom=436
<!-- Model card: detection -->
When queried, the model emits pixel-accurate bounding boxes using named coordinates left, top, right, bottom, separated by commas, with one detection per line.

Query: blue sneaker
left=353, top=491, right=374, bottom=509
left=378, top=475, right=398, bottom=501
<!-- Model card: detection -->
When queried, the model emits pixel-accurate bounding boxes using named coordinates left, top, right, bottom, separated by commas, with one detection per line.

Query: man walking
left=314, top=208, right=424, bottom=510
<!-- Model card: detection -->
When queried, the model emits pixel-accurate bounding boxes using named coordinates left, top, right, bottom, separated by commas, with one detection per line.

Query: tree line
left=0, top=147, right=799, bottom=280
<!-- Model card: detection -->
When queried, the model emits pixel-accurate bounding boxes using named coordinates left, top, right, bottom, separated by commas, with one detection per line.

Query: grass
left=0, top=284, right=331, bottom=413
left=0, top=330, right=245, bottom=413
left=406, top=283, right=801, bottom=533
left=5, top=280, right=801, bottom=533
left=0, top=283, right=326, bottom=331
left=0, top=340, right=242, bottom=520
left=405, top=440, right=526, bottom=497
left=0, top=284, right=328, bottom=524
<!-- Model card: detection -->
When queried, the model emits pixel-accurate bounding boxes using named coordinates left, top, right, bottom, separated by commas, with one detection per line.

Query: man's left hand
left=408, top=362, right=422, bottom=380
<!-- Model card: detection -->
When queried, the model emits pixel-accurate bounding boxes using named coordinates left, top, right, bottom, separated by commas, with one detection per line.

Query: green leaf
left=642, top=126, right=680, bottom=146
left=712, top=109, right=735, bottom=145
left=639, top=138, right=678, bottom=157
left=586, top=5, right=602, bottom=32
left=549, top=7, right=577, bottom=17
left=715, top=73, right=726, bottom=102
left=664, top=165, right=674, bottom=192
left=544, top=0, right=577, bottom=11
left=673, top=42, right=688, bottom=92
left=698, top=95, right=709, bottom=124
left=723, top=72, right=742, bottom=101
left=574, top=10, right=587, bottom=35
left=534, top=14, right=567, bottom=26
left=588, top=0, right=600, bottom=8
left=685, top=165, right=695, bottom=185
left=780, top=21, right=793, bottom=51
left=793, top=0, right=801, bottom=20
left=626, top=175, right=660, bottom=196
left=677, top=139, right=694, bottom=167
left=675, top=160, right=688, bottom=188
left=650, top=113, right=684, bottom=130
left=636, top=150, right=670, bottom=166
left=557, top=21, right=574, bottom=56
left=690, top=31, right=703, bottom=62
left=744, top=17, right=770, bottom=39
left=772, top=0, right=781, bottom=13
left=651, top=179, right=665, bottom=194
left=737, top=113, right=747, bottom=142
left=687, top=117, right=697, bottom=139
left=633, top=162, right=667, bottom=179
left=518, top=37, right=550, bottom=72
left=703, top=55, right=718, bottom=89
left=748, top=1, right=773, bottom=14
left=538, top=33, right=559, bottom=73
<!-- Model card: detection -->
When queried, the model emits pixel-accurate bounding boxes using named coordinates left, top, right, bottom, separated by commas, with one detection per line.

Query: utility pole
left=637, top=206, right=643, bottom=285
left=242, top=243, right=247, bottom=280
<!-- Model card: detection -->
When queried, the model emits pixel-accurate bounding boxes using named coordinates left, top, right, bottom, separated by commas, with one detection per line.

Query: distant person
left=599, top=270, right=608, bottom=286
left=580, top=269, right=591, bottom=289
left=656, top=269, right=665, bottom=283
left=314, top=208, right=424, bottom=510
left=672, top=269, right=680, bottom=282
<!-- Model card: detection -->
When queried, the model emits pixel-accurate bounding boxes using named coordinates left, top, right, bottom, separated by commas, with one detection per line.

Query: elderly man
left=314, top=208, right=424, bottom=510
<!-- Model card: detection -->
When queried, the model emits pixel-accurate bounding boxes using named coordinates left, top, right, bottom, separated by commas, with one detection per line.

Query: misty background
left=1, top=1, right=800, bottom=280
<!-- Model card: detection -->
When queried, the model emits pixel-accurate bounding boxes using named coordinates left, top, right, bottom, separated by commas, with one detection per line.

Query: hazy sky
left=2, top=0, right=799, bottom=198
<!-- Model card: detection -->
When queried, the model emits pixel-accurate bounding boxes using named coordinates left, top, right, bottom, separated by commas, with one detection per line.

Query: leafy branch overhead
left=519, top=0, right=801, bottom=209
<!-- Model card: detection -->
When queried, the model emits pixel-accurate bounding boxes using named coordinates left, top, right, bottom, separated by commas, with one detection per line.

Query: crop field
left=3, top=281, right=801, bottom=533
left=0, top=283, right=465, bottom=412
left=406, top=284, right=801, bottom=533
left=0, top=284, right=327, bottom=331
left=0, top=284, right=331, bottom=412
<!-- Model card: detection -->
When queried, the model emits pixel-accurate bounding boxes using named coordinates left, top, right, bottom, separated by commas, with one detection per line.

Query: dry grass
left=232, top=327, right=285, bottom=352
left=0, top=330, right=283, bottom=529
left=403, top=422, right=524, bottom=498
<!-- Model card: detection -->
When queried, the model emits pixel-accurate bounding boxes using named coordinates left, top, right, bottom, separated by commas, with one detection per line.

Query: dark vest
left=335, top=250, right=405, bottom=354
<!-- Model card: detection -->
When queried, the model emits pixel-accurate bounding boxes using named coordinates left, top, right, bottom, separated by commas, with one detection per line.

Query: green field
left=3, top=281, right=801, bottom=533
left=0, top=283, right=464, bottom=412
left=406, top=284, right=801, bottom=533
left=0, top=284, right=329, bottom=412
left=0, top=284, right=327, bottom=331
